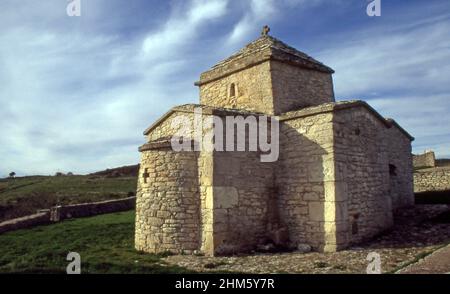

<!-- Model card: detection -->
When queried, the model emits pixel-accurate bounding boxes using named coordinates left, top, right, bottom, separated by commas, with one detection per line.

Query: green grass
left=0, top=176, right=137, bottom=221
left=0, top=210, right=192, bottom=274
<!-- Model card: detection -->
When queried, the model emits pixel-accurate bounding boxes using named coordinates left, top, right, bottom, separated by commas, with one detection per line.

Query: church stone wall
left=138, top=108, right=216, bottom=255
left=333, top=107, right=393, bottom=244
left=211, top=150, right=275, bottom=254
left=146, top=111, right=195, bottom=142
left=271, top=61, right=334, bottom=114
left=385, top=126, right=415, bottom=209
left=200, top=115, right=277, bottom=255
left=135, top=147, right=201, bottom=254
left=136, top=33, right=415, bottom=256
left=198, top=60, right=335, bottom=116
left=136, top=102, right=414, bottom=255
left=137, top=109, right=280, bottom=256
left=277, top=112, right=347, bottom=252
left=199, top=61, right=275, bottom=114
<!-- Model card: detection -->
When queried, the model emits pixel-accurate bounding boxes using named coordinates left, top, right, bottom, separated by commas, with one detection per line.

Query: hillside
left=89, top=164, right=139, bottom=177
left=0, top=175, right=137, bottom=222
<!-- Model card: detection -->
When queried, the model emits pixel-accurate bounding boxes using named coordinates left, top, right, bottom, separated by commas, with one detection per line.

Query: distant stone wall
left=0, top=212, right=50, bottom=234
left=50, top=197, right=136, bottom=222
left=413, top=151, right=435, bottom=168
left=414, top=169, right=450, bottom=193
left=0, top=197, right=136, bottom=234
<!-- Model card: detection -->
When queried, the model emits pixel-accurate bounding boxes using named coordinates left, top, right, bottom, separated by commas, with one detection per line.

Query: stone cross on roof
left=261, top=25, right=270, bottom=36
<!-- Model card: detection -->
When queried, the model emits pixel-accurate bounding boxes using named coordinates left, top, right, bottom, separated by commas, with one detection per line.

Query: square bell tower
left=195, top=26, right=335, bottom=115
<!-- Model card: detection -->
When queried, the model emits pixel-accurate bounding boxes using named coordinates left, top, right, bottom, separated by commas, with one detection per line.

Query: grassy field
left=0, top=175, right=137, bottom=221
left=0, top=210, right=191, bottom=274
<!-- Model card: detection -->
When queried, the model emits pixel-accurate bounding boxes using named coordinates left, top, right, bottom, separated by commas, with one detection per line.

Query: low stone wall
left=414, top=169, right=450, bottom=193
left=0, top=197, right=136, bottom=234
left=413, top=151, right=435, bottom=168
left=50, top=197, right=136, bottom=221
left=0, top=211, right=51, bottom=234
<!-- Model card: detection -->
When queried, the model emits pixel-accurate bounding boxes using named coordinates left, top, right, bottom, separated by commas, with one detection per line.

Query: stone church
left=135, top=28, right=414, bottom=256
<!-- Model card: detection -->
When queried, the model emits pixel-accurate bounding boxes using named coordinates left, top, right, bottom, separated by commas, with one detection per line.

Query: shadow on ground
left=357, top=204, right=450, bottom=250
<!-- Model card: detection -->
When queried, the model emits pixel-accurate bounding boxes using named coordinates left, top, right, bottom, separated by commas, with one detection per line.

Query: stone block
left=213, top=186, right=239, bottom=209
left=308, top=202, right=324, bottom=222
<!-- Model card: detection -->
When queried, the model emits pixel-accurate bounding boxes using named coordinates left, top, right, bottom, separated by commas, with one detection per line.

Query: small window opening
left=351, top=213, right=360, bottom=235
left=389, top=164, right=397, bottom=176
left=352, top=221, right=358, bottom=235
left=229, top=83, right=236, bottom=97
left=143, top=168, right=150, bottom=183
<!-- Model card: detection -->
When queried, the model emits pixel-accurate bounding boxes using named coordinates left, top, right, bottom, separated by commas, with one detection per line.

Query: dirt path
left=397, top=244, right=450, bottom=274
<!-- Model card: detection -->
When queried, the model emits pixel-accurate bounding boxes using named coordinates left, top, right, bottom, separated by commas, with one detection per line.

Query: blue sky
left=0, top=0, right=449, bottom=176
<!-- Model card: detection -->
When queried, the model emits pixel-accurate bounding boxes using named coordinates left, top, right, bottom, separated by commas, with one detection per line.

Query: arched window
left=229, top=83, right=236, bottom=97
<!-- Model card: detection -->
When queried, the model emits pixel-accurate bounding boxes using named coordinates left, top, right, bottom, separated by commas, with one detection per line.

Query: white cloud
left=369, top=94, right=450, bottom=156
left=317, top=13, right=450, bottom=97
left=226, top=0, right=277, bottom=44
left=312, top=11, right=450, bottom=158
left=142, top=0, right=228, bottom=59
left=0, top=0, right=229, bottom=176
left=1, top=0, right=449, bottom=176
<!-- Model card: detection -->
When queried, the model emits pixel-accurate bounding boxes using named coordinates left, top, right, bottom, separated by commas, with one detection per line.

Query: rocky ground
left=162, top=204, right=450, bottom=273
